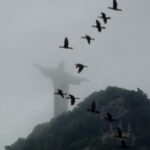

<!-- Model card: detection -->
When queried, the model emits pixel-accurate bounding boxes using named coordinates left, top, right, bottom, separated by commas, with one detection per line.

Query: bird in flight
left=120, top=140, right=131, bottom=149
left=115, top=128, right=127, bottom=139
left=108, top=0, right=122, bottom=11
left=105, top=112, right=117, bottom=122
left=59, top=37, right=73, bottom=49
left=98, top=12, right=111, bottom=24
left=92, top=20, right=106, bottom=32
left=81, top=35, right=95, bottom=45
left=66, top=94, right=80, bottom=105
left=54, top=89, right=67, bottom=98
left=75, top=63, right=88, bottom=73
left=87, top=101, right=100, bottom=113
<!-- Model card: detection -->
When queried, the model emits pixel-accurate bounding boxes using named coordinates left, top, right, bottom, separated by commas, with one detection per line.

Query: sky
left=0, top=0, right=150, bottom=149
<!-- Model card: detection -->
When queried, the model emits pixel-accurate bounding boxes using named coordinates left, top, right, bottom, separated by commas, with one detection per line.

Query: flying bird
left=92, top=20, right=106, bottom=32
left=75, top=64, right=88, bottom=73
left=54, top=89, right=67, bottom=98
left=98, top=12, right=111, bottom=24
left=66, top=94, right=80, bottom=105
left=81, top=35, right=95, bottom=45
left=59, top=37, right=73, bottom=49
left=115, top=128, right=127, bottom=139
left=108, top=0, right=122, bottom=11
left=105, top=112, right=117, bottom=122
left=87, top=101, right=100, bottom=113
left=121, top=140, right=131, bottom=149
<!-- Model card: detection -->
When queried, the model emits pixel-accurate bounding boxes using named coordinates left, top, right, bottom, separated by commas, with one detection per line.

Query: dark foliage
left=6, top=86, right=150, bottom=150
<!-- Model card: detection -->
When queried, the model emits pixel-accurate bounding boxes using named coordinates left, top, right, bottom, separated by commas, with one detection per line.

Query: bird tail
left=81, top=37, right=86, bottom=39
left=108, top=7, right=122, bottom=11
left=107, top=17, right=111, bottom=19
left=91, top=38, right=95, bottom=40
left=102, top=27, right=106, bottom=29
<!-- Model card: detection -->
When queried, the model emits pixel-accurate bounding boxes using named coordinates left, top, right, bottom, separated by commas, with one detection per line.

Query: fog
left=0, top=0, right=150, bottom=149
left=35, top=62, right=88, bottom=117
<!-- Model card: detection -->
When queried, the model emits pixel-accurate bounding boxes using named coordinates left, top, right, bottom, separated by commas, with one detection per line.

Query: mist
left=0, top=0, right=150, bottom=149
left=35, top=61, right=88, bottom=117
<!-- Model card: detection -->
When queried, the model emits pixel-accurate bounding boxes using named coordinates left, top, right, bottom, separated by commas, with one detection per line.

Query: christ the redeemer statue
left=35, top=62, right=87, bottom=118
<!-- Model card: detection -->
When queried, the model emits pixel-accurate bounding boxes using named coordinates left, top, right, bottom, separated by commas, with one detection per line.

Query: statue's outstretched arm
left=34, top=64, right=55, bottom=79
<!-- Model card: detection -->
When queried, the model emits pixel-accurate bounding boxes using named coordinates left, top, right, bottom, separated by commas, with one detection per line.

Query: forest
left=5, top=86, right=150, bottom=150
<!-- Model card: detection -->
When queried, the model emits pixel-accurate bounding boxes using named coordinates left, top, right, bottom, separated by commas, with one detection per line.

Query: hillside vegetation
left=5, top=86, right=150, bottom=150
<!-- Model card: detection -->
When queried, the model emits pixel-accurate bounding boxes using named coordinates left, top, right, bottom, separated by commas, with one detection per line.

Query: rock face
left=6, top=86, right=150, bottom=150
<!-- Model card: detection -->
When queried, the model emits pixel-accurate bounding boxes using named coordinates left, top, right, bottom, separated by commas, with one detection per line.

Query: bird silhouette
left=54, top=89, right=67, bottom=98
left=81, top=35, right=95, bottom=45
left=59, top=37, right=73, bottom=49
left=66, top=94, right=80, bottom=105
left=98, top=12, right=111, bottom=24
left=121, top=140, right=131, bottom=149
left=92, top=20, right=106, bottom=32
left=105, top=112, right=117, bottom=122
left=115, top=128, right=127, bottom=139
left=87, top=101, right=100, bottom=113
left=75, top=64, right=88, bottom=73
left=108, top=0, right=122, bottom=11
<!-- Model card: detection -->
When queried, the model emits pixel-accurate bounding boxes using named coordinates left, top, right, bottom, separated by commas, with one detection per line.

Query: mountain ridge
left=5, top=86, right=150, bottom=150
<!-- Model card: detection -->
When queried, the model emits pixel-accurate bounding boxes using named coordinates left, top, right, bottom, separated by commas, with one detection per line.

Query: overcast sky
left=0, top=0, right=150, bottom=149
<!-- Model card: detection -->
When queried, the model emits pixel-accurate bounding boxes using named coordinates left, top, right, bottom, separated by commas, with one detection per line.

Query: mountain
left=5, top=86, right=150, bottom=150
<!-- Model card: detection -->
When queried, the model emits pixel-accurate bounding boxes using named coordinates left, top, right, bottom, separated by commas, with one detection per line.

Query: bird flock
left=55, top=0, right=131, bottom=149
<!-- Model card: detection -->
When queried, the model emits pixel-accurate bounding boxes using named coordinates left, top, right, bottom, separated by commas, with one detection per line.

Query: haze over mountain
left=6, top=87, right=150, bottom=150
left=0, top=0, right=150, bottom=150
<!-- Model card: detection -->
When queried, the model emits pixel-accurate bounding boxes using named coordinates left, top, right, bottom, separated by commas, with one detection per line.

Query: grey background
left=0, top=0, right=150, bottom=149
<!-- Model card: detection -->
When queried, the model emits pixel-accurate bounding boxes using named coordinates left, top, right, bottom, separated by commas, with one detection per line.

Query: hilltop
left=5, top=86, right=150, bottom=150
